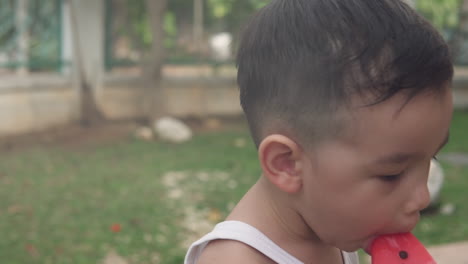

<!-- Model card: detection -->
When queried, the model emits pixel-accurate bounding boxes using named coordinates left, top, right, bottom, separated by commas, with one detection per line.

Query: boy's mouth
left=363, top=236, right=378, bottom=255
left=363, top=230, right=416, bottom=255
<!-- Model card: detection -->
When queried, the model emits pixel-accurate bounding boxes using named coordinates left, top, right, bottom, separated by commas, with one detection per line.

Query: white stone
left=227, top=179, right=238, bottom=189
left=209, top=32, right=232, bottom=62
left=234, top=138, right=247, bottom=148
left=428, top=159, right=444, bottom=206
left=134, top=126, right=153, bottom=141
left=153, top=117, right=192, bottom=143
left=168, top=188, right=183, bottom=199
left=101, top=250, right=128, bottom=264
left=439, top=203, right=456, bottom=215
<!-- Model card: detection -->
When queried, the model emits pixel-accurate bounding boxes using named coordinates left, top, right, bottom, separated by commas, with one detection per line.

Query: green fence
left=104, top=0, right=210, bottom=70
left=103, top=0, right=468, bottom=70
left=104, top=0, right=148, bottom=70
left=3, top=0, right=467, bottom=73
left=104, top=0, right=258, bottom=70
left=0, top=0, right=62, bottom=72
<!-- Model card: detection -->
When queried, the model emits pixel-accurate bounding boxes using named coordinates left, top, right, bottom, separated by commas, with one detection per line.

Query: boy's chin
left=340, top=236, right=377, bottom=254
left=335, top=237, right=376, bottom=254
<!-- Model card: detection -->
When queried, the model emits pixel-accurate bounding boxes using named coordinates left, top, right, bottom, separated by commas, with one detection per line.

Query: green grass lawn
left=411, top=110, right=468, bottom=244
left=441, top=109, right=468, bottom=153
left=0, top=110, right=467, bottom=264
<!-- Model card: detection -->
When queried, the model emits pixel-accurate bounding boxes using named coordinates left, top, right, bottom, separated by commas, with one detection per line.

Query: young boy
left=185, top=0, right=453, bottom=263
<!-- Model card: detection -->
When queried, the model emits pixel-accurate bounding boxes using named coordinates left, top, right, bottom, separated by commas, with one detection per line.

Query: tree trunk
left=193, top=0, right=204, bottom=53
left=69, top=0, right=105, bottom=127
left=449, top=0, right=468, bottom=58
left=144, top=0, right=168, bottom=122
left=16, top=0, right=29, bottom=75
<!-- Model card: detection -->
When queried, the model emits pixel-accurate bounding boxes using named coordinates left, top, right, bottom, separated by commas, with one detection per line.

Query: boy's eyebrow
left=374, top=132, right=450, bottom=164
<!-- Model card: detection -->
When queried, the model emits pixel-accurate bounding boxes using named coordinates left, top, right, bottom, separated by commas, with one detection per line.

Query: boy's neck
left=226, top=177, right=344, bottom=263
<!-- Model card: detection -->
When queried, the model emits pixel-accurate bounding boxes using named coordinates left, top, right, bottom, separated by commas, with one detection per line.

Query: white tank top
left=184, top=221, right=360, bottom=264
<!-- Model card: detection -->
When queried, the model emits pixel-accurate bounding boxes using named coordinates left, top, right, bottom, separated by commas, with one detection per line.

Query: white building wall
left=0, top=74, right=242, bottom=137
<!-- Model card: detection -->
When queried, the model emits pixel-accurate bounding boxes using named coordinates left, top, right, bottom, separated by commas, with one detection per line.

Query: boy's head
left=237, top=0, right=453, bottom=149
left=236, top=0, right=454, bottom=252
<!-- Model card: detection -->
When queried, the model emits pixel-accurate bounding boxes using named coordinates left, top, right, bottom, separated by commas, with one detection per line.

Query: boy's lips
left=363, top=236, right=378, bottom=255
left=368, top=233, right=437, bottom=263
left=363, top=230, right=416, bottom=255
left=364, top=220, right=420, bottom=254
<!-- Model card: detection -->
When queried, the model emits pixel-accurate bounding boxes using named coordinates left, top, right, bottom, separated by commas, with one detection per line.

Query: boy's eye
left=379, top=174, right=402, bottom=182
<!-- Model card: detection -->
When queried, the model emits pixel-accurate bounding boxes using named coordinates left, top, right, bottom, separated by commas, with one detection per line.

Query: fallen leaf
left=208, top=208, right=222, bottom=222
left=8, top=205, right=24, bottom=214
left=25, top=244, right=40, bottom=257
left=111, top=223, right=122, bottom=233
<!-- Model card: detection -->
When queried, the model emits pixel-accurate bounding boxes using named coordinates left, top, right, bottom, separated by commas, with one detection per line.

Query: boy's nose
left=405, top=182, right=431, bottom=214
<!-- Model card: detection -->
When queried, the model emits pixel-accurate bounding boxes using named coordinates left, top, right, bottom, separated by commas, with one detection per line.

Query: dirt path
left=0, top=116, right=248, bottom=153
left=0, top=122, right=139, bottom=153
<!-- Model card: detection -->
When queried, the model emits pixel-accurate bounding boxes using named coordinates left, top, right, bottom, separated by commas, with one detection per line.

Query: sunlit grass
left=0, top=127, right=259, bottom=264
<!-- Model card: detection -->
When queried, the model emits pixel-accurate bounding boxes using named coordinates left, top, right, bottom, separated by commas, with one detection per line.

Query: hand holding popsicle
left=370, top=233, right=436, bottom=264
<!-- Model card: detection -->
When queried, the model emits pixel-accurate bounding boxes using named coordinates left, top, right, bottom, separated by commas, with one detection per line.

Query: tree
left=69, top=0, right=105, bottom=126
left=416, top=0, right=460, bottom=35
left=144, top=0, right=168, bottom=122
left=15, top=0, right=29, bottom=75
left=449, top=0, right=468, bottom=59
left=193, top=0, right=204, bottom=52
left=415, top=0, right=465, bottom=61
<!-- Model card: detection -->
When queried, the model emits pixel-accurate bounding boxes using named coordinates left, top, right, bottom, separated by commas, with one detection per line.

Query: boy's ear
left=258, top=135, right=303, bottom=193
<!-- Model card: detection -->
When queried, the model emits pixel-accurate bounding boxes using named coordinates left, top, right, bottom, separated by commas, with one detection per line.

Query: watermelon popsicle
left=370, top=233, right=436, bottom=264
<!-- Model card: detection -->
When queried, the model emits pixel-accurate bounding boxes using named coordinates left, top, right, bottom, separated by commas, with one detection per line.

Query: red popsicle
left=370, top=233, right=436, bottom=264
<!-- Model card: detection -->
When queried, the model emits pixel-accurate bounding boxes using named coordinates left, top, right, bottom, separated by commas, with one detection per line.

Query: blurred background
left=0, top=0, right=467, bottom=263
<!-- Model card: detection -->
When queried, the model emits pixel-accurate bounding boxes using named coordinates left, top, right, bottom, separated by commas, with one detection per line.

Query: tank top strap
left=184, top=220, right=359, bottom=264
left=185, top=220, right=303, bottom=264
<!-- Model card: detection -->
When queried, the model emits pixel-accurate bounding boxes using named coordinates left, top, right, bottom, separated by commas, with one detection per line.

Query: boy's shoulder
left=196, top=239, right=277, bottom=264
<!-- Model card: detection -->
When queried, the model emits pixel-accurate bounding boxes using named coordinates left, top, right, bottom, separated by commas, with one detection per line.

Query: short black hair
left=237, top=0, right=453, bottom=148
